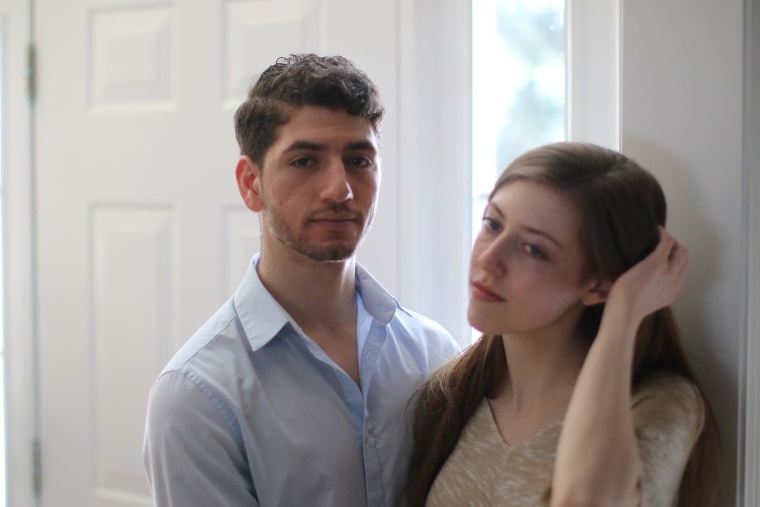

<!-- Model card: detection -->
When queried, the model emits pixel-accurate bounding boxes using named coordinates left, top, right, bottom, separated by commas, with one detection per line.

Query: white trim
left=741, top=0, right=760, bottom=503
left=398, top=0, right=472, bottom=345
left=566, top=0, right=621, bottom=150
left=2, top=1, right=36, bottom=506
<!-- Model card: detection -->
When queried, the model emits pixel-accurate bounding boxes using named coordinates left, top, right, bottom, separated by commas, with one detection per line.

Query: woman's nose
left=475, top=238, right=507, bottom=277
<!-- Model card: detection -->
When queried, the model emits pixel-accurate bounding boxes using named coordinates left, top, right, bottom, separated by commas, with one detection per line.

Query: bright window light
left=471, top=0, right=566, bottom=341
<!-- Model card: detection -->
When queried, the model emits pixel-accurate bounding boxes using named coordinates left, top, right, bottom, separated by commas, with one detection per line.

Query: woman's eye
left=481, top=217, right=500, bottom=232
left=523, top=243, right=547, bottom=259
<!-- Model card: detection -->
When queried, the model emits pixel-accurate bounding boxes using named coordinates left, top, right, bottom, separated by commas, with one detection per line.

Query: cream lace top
left=425, top=375, right=704, bottom=507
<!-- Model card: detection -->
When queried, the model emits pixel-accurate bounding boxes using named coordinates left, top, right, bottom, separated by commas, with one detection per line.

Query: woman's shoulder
left=631, top=373, right=705, bottom=439
left=633, top=373, right=702, bottom=407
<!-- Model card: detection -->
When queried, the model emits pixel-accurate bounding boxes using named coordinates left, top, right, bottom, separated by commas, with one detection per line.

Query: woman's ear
left=235, top=156, right=263, bottom=212
left=581, top=278, right=612, bottom=306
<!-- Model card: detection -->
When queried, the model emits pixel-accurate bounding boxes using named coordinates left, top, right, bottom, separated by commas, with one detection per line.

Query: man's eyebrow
left=345, top=141, right=377, bottom=153
left=282, top=140, right=377, bottom=154
left=283, top=140, right=325, bottom=153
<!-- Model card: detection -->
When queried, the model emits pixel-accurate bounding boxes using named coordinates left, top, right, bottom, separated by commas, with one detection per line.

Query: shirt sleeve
left=632, top=376, right=705, bottom=507
left=142, top=370, right=259, bottom=507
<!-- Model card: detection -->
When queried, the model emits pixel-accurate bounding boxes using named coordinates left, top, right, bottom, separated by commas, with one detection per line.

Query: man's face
left=239, top=105, right=380, bottom=262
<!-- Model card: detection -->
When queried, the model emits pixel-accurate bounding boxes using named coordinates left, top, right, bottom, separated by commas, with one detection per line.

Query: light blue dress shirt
left=143, top=254, right=460, bottom=507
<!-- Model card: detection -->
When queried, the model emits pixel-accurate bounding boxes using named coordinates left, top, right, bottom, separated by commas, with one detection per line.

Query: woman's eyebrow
left=488, top=201, right=561, bottom=247
left=522, top=225, right=560, bottom=248
left=486, top=201, right=505, bottom=218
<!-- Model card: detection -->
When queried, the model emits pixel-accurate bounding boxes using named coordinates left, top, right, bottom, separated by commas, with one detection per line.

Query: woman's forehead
left=489, top=180, right=582, bottom=238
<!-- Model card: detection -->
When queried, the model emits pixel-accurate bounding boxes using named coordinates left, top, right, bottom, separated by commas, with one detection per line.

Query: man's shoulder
left=393, top=304, right=449, bottom=334
left=389, top=304, right=461, bottom=357
left=159, top=299, right=248, bottom=377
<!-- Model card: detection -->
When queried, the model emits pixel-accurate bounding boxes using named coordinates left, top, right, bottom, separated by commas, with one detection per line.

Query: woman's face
left=468, top=179, right=596, bottom=338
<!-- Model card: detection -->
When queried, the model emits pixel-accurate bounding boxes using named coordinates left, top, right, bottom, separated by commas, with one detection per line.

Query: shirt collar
left=354, top=264, right=402, bottom=324
left=233, top=253, right=404, bottom=351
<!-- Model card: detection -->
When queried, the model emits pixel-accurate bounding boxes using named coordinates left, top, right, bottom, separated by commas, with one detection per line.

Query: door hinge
left=27, top=42, right=36, bottom=102
left=32, top=439, right=41, bottom=498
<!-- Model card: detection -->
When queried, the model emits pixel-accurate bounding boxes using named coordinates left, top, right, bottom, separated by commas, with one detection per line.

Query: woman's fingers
left=651, top=230, right=686, bottom=302
left=670, top=241, right=690, bottom=285
left=607, top=228, right=690, bottom=321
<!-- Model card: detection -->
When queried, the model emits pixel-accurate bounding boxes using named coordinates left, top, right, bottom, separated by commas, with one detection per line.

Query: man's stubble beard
left=261, top=199, right=375, bottom=263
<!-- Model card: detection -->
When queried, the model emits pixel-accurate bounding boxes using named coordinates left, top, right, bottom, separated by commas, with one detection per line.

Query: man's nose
left=320, top=159, right=353, bottom=203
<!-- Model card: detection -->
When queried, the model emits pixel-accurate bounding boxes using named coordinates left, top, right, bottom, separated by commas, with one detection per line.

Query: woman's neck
left=498, top=329, right=589, bottom=416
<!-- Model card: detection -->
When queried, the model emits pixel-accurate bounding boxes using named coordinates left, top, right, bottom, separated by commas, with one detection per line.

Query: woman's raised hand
left=606, top=227, right=690, bottom=325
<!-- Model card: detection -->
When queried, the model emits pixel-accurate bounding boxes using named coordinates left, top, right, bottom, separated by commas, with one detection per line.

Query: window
left=471, top=0, right=566, bottom=340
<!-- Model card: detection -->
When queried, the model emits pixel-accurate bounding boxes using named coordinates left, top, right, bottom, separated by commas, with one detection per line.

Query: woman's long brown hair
left=405, top=142, right=722, bottom=507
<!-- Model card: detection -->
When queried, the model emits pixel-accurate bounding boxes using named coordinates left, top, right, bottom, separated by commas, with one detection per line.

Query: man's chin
left=297, top=243, right=358, bottom=263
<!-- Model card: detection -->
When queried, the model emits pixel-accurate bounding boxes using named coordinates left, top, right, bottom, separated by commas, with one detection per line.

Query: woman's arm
left=550, top=229, right=689, bottom=507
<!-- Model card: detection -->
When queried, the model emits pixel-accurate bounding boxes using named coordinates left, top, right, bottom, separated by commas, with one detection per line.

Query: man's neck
left=257, top=243, right=362, bottom=385
left=256, top=243, right=359, bottom=335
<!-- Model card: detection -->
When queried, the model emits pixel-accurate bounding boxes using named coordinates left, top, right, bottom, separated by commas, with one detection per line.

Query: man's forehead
left=272, top=109, right=377, bottom=146
left=282, top=105, right=374, bottom=127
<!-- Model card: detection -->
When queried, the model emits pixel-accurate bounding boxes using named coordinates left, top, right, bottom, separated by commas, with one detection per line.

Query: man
left=142, top=54, right=460, bottom=506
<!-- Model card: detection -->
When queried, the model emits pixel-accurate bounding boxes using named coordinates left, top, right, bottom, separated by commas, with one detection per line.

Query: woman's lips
left=471, top=281, right=505, bottom=302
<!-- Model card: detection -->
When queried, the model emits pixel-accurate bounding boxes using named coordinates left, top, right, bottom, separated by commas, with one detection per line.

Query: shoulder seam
left=173, top=369, right=246, bottom=450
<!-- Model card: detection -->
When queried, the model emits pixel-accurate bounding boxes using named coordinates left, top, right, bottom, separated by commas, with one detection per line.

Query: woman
left=406, top=142, right=721, bottom=507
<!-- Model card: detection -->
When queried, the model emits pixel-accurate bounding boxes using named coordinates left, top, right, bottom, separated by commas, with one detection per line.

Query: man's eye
left=292, top=157, right=315, bottom=168
left=347, top=156, right=372, bottom=168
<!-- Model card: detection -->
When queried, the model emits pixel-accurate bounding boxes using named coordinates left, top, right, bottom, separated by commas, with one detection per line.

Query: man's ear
left=581, top=278, right=612, bottom=306
left=235, top=156, right=263, bottom=212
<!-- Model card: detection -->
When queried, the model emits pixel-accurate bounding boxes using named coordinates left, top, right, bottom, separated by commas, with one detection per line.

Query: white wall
left=619, top=1, right=751, bottom=504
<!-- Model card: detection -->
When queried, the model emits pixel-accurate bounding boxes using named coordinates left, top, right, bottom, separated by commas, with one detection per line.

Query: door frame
left=3, top=0, right=37, bottom=505
left=397, top=0, right=472, bottom=341
left=740, top=0, right=760, bottom=503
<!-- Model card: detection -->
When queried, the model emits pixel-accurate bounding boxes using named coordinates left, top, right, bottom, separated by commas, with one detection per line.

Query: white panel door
left=34, top=1, right=399, bottom=505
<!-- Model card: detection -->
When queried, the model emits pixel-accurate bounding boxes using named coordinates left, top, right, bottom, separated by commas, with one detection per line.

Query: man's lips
left=308, top=209, right=362, bottom=222
left=308, top=215, right=359, bottom=225
left=471, top=281, right=505, bottom=302
left=305, top=213, right=363, bottom=233
left=311, top=216, right=357, bottom=221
